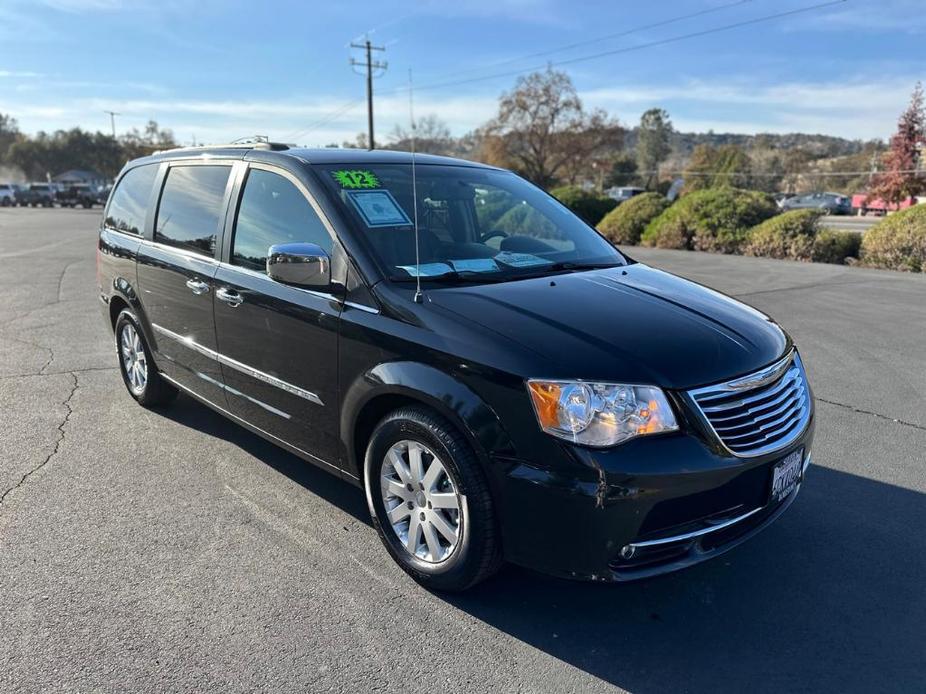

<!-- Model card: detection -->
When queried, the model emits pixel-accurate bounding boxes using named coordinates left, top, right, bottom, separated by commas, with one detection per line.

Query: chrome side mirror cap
left=267, top=243, right=330, bottom=288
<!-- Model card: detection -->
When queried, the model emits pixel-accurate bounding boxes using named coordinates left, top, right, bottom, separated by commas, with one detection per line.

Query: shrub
left=596, top=192, right=670, bottom=245
left=550, top=185, right=617, bottom=226
left=743, top=210, right=861, bottom=264
left=744, top=209, right=824, bottom=261
left=812, top=229, right=861, bottom=265
left=642, top=188, right=777, bottom=253
left=860, top=204, right=926, bottom=272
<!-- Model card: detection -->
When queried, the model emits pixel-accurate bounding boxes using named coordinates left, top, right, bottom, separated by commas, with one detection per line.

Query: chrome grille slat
left=689, top=352, right=811, bottom=458
left=699, top=371, right=800, bottom=411
left=708, top=382, right=802, bottom=423
left=720, top=404, right=803, bottom=442
left=712, top=385, right=806, bottom=433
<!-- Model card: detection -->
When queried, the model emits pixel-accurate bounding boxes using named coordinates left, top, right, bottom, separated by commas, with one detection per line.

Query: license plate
left=770, top=448, right=803, bottom=504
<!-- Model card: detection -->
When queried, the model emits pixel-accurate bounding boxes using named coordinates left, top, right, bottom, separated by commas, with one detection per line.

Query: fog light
left=619, top=545, right=635, bottom=560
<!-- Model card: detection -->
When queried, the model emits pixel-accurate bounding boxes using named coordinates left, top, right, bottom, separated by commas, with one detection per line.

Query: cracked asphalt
left=1, top=207, right=924, bottom=693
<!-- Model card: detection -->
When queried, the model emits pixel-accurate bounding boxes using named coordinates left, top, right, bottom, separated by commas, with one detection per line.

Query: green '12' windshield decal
left=331, top=169, right=380, bottom=189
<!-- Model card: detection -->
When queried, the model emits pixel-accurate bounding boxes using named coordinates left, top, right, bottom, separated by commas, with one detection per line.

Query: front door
left=212, top=166, right=342, bottom=471
left=136, top=163, right=233, bottom=403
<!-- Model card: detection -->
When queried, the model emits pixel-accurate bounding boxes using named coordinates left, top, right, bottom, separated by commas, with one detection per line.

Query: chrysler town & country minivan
left=98, top=143, right=814, bottom=591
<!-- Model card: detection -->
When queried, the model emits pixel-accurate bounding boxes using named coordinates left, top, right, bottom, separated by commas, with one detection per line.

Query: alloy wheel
left=119, top=323, right=148, bottom=395
left=380, top=440, right=462, bottom=563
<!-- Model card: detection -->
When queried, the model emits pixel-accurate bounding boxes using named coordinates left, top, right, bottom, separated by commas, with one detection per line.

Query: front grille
left=689, top=351, right=810, bottom=457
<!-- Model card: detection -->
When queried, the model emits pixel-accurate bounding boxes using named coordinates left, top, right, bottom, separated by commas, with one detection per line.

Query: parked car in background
left=780, top=192, right=851, bottom=215
left=56, top=183, right=101, bottom=208
left=850, top=194, right=919, bottom=216
left=18, top=182, right=56, bottom=207
left=0, top=183, right=15, bottom=206
left=606, top=186, right=646, bottom=204
left=95, top=184, right=113, bottom=207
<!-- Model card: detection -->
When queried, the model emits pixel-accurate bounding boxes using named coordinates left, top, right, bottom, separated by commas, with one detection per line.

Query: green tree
left=0, top=113, right=23, bottom=163
left=684, top=143, right=752, bottom=192
left=636, top=108, right=673, bottom=188
left=605, top=151, right=639, bottom=187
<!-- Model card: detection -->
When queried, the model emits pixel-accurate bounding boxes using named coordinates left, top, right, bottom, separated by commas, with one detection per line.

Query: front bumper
left=492, top=415, right=815, bottom=582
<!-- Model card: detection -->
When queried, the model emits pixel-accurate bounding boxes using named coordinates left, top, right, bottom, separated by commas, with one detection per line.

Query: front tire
left=114, top=309, right=177, bottom=407
left=364, top=406, right=502, bottom=592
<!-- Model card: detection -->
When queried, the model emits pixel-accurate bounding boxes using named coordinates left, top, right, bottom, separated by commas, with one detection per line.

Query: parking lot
left=0, top=206, right=923, bottom=693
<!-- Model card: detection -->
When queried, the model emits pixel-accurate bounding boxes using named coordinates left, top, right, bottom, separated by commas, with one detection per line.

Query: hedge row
left=640, top=188, right=779, bottom=254
left=588, top=185, right=924, bottom=271
left=593, top=188, right=867, bottom=266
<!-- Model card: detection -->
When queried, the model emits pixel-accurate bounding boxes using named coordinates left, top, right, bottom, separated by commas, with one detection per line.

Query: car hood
left=426, top=263, right=789, bottom=390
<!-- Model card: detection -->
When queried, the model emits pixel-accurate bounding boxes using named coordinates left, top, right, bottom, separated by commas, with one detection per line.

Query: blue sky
left=1, top=0, right=924, bottom=146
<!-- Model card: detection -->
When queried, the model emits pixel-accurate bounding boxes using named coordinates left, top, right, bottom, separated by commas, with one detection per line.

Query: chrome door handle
left=216, top=287, right=243, bottom=307
left=185, top=278, right=210, bottom=295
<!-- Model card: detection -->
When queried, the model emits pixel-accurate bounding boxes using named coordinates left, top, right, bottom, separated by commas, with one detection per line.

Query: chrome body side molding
left=151, top=322, right=324, bottom=406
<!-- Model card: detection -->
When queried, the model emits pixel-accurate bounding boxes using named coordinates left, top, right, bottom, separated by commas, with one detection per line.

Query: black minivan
left=98, top=143, right=814, bottom=591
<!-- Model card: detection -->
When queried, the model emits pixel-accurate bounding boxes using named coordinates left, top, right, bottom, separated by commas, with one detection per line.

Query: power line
left=429, top=0, right=758, bottom=82
left=350, top=39, right=387, bottom=149
left=285, top=0, right=846, bottom=143
left=283, top=99, right=365, bottom=144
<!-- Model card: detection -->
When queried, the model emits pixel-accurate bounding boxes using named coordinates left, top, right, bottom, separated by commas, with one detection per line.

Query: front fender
left=341, top=361, right=515, bottom=481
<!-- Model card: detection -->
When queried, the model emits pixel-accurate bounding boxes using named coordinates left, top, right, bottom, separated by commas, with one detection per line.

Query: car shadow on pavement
left=445, top=466, right=925, bottom=693
left=160, top=393, right=372, bottom=526
left=157, top=395, right=923, bottom=692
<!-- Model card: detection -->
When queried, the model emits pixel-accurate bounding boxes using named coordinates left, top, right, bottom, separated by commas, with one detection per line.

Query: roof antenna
left=409, top=68, right=423, bottom=304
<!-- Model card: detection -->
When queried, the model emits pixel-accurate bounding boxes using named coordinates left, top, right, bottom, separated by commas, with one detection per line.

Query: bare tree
left=481, top=69, right=622, bottom=188
left=388, top=114, right=453, bottom=155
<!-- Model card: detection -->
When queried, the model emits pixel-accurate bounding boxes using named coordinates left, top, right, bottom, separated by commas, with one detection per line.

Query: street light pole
left=103, top=110, right=120, bottom=138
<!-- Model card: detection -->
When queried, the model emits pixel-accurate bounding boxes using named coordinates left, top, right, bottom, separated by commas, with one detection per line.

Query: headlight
left=526, top=380, right=678, bottom=447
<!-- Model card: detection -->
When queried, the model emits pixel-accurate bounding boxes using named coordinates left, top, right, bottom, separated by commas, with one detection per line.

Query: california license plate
left=770, top=448, right=803, bottom=504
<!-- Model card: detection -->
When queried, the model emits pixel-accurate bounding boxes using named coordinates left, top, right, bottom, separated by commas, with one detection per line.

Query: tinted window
left=104, top=165, right=158, bottom=234
left=316, top=163, right=622, bottom=282
left=155, top=165, right=230, bottom=256
left=231, top=169, right=332, bottom=273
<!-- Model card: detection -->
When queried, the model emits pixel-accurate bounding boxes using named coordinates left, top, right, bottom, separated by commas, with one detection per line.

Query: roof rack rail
left=153, top=137, right=291, bottom=155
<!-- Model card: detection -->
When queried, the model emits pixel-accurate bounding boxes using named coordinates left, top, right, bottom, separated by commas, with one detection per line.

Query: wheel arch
left=342, top=362, right=514, bottom=484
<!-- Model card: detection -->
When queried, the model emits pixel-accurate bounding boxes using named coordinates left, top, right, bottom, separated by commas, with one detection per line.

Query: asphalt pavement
left=1, top=207, right=924, bottom=693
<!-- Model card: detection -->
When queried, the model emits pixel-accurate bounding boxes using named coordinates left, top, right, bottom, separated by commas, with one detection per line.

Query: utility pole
left=350, top=39, right=386, bottom=149
left=103, top=110, right=120, bottom=138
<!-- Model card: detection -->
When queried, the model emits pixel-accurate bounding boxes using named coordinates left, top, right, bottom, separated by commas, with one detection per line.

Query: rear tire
left=114, top=309, right=177, bottom=407
left=364, top=405, right=502, bottom=592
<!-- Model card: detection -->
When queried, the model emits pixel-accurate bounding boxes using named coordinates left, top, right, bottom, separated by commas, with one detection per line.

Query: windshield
left=317, top=163, right=626, bottom=283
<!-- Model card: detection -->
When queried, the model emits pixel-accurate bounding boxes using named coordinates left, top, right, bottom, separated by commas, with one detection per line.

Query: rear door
left=211, top=164, right=344, bottom=471
left=136, top=162, right=234, bottom=403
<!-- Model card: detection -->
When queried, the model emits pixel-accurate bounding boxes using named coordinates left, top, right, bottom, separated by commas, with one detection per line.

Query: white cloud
left=580, top=77, right=921, bottom=139
left=0, top=70, right=44, bottom=78
left=36, top=0, right=124, bottom=11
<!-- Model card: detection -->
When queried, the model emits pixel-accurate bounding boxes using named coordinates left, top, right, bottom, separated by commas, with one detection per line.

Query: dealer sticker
left=346, top=189, right=412, bottom=228
left=331, top=169, right=381, bottom=189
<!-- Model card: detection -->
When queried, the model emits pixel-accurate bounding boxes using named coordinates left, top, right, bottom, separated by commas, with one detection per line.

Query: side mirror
left=267, top=242, right=330, bottom=288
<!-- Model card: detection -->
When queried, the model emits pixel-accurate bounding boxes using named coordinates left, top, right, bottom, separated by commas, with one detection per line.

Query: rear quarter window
left=155, top=165, right=231, bottom=256
left=105, top=164, right=159, bottom=235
